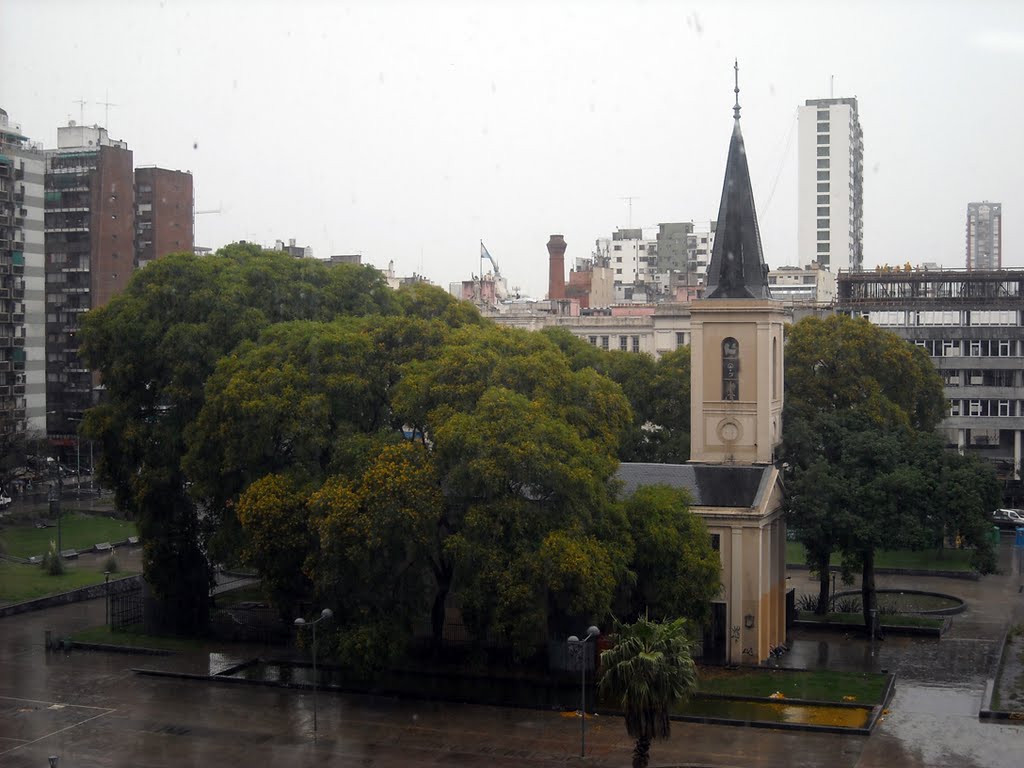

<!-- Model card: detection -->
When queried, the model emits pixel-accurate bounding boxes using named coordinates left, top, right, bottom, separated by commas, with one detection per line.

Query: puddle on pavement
left=891, top=683, right=981, bottom=717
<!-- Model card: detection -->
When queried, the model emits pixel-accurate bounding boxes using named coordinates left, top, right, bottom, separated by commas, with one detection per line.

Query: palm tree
left=598, top=616, right=698, bottom=768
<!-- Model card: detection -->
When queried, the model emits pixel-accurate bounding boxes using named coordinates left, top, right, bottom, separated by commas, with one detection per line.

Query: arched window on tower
left=722, top=337, right=739, bottom=400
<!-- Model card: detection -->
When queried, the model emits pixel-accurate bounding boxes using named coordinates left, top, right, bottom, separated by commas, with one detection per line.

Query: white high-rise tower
left=797, top=97, right=863, bottom=273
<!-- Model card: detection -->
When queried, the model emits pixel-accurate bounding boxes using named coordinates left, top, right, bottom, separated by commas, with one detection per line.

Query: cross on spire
left=733, top=59, right=741, bottom=121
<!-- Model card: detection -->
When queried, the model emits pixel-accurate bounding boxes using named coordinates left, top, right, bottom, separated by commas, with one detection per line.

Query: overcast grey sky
left=4, top=0, right=1023, bottom=296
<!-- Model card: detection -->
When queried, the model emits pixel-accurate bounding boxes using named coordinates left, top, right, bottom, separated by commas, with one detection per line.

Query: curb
left=786, top=563, right=980, bottom=581
left=72, top=641, right=174, bottom=656
left=792, top=619, right=944, bottom=637
left=133, top=660, right=886, bottom=735
left=978, top=626, right=1024, bottom=723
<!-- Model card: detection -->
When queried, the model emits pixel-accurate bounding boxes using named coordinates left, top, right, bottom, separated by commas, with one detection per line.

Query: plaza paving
left=2, top=538, right=1024, bottom=766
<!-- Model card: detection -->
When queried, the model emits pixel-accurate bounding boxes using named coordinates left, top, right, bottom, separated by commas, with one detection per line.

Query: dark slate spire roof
left=704, top=61, right=772, bottom=300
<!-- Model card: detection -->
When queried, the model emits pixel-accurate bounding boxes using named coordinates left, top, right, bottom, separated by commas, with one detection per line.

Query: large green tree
left=394, top=324, right=634, bottom=653
left=79, top=245, right=398, bottom=632
left=599, top=617, right=698, bottom=768
left=541, top=328, right=692, bottom=463
left=189, top=316, right=636, bottom=663
left=618, top=485, right=720, bottom=624
left=782, top=315, right=996, bottom=632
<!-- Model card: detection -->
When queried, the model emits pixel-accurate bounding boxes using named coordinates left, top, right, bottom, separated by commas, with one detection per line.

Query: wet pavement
left=2, top=537, right=1024, bottom=766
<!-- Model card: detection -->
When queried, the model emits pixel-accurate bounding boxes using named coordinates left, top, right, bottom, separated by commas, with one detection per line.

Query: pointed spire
left=733, top=59, right=741, bottom=121
left=703, top=62, right=772, bottom=300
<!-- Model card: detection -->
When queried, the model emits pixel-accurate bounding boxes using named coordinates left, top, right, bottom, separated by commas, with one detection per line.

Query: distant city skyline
left=4, top=1, right=1022, bottom=296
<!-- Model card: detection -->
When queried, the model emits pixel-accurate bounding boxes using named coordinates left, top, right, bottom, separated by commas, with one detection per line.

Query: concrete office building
left=797, top=97, right=863, bottom=273
left=838, top=268, right=1024, bottom=494
left=0, top=108, right=46, bottom=435
left=966, top=202, right=1002, bottom=271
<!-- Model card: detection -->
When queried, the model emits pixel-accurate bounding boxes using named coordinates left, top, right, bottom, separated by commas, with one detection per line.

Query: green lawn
left=797, top=611, right=944, bottom=629
left=0, top=513, right=136, bottom=558
left=786, top=541, right=974, bottom=572
left=72, top=625, right=209, bottom=653
left=697, top=666, right=888, bottom=704
left=0, top=560, right=136, bottom=604
left=213, top=583, right=267, bottom=607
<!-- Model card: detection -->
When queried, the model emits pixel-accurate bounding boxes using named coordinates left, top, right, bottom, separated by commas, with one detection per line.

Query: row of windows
left=871, top=310, right=1019, bottom=327
left=949, top=400, right=1017, bottom=418
left=587, top=335, right=641, bottom=353
left=914, top=339, right=1017, bottom=357
left=943, top=370, right=1017, bottom=387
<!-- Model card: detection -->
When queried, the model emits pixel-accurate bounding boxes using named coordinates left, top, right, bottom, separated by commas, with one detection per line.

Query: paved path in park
left=2, top=537, right=1024, bottom=766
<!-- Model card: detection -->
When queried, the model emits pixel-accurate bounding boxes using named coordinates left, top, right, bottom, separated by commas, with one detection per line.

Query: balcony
left=46, top=226, right=90, bottom=234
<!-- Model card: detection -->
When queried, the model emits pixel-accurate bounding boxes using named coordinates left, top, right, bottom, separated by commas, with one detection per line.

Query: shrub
left=796, top=593, right=821, bottom=612
left=41, top=540, right=65, bottom=576
left=103, top=553, right=119, bottom=574
left=834, top=596, right=861, bottom=614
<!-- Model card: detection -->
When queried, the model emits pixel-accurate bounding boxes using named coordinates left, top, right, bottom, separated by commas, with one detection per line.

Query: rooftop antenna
left=620, top=196, right=640, bottom=228
left=99, top=91, right=118, bottom=131
left=830, top=75, right=834, bottom=99
left=73, top=98, right=88, bottom=124
left=733, top=58, right=741, bottom=120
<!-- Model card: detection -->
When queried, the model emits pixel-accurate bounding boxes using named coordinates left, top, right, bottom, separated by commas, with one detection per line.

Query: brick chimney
left=547, top=235, right=567, bottom=299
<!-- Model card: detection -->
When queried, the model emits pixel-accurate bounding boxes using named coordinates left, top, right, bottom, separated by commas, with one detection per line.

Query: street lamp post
left=294, top=608, right=333, bottom=741
left=567, top=625, right=600, bottom=759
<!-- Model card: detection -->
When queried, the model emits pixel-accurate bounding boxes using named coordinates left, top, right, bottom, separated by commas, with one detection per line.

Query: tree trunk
left=816, top=556, right=831, bottom=615
left=430, top=561, right=453, bottom=650
left=861, top=550, right=881, bottom=640
left=632, top=736, right=651, bottom=768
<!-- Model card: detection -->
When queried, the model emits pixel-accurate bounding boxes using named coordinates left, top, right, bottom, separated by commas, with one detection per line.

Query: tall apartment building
left=797, top=97, right=864, bottom=273
left=44, top=123, right=135, bottom=438
left=135, top=167, right=194, bottom=269
left=0, top=108, right=46, bottom=435
left=966, top=202, right=1002, bottom=271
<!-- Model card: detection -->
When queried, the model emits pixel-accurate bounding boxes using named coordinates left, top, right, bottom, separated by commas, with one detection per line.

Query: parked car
left=991, top=508, right=1024, bottom=528
left=0, top=492, right=11, bottom=509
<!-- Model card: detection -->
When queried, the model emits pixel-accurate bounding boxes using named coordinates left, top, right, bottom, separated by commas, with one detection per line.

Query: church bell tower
left=690, top=62, right=786, bottom=465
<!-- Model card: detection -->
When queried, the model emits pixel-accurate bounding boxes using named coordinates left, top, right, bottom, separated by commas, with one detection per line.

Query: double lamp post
left=294, top=608, right=333, bottom=742
left=567, top=625, right=600, bottom=758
